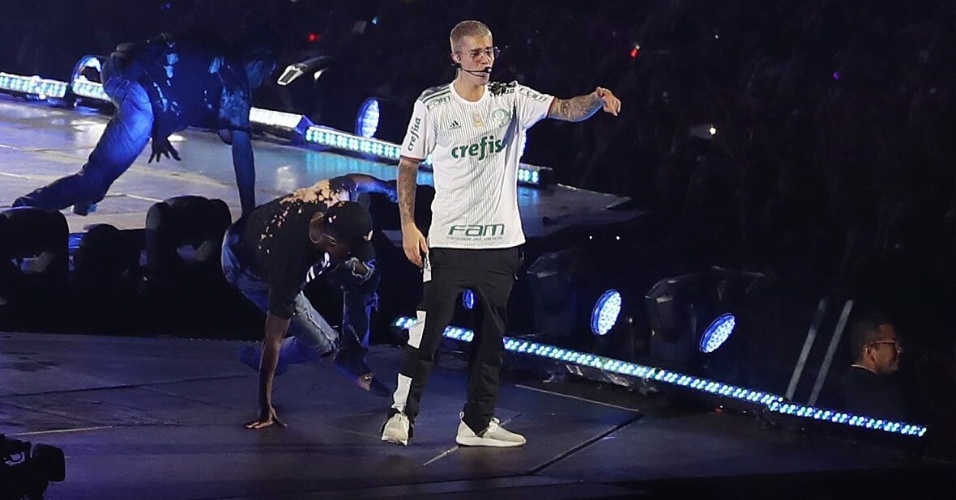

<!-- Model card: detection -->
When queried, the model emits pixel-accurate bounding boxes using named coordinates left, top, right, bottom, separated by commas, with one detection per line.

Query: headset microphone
left=450, top=55, right=492, bottom=76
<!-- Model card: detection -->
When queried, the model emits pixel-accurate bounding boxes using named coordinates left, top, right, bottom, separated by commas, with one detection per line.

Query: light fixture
left=0, top=72, right=68, bottom=100
left=699, top=313, right=735, bottom=353
left=590, top=289, right=622, bottom=336
left=462, top=289, right=475, bottom=310
left=355, top=98, right=380, bottom=138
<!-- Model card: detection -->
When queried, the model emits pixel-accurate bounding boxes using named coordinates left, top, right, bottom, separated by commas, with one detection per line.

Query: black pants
left=391, top=246, right=522, bottom=434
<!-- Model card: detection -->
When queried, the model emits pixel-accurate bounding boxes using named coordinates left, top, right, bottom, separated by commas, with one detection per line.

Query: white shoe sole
left=455, top=436, right=526, bottom=447
left=381, top=432, right=408, bottom=446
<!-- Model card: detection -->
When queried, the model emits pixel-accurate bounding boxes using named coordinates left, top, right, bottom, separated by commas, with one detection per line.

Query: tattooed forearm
left=397, top=157, right=420, bottom=226
left=549, top=94, right=603, bottom=122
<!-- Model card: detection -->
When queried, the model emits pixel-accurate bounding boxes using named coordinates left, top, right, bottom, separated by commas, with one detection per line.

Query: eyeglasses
left=457, top=46, right=500, bottom=61
left=868, top=340, right=904, bottom=351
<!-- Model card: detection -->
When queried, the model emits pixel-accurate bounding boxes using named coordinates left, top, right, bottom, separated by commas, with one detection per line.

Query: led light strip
left=305, top=125, right=402, bottom=161
left=0, top=72, right=68, bottom=99
left=392, top=316, right=928, bottom=437
left=71, top=79, right=110, bottom=101
left=249, top=107, right=307, bottom=131
left=766, top=401, right=926, bottom=437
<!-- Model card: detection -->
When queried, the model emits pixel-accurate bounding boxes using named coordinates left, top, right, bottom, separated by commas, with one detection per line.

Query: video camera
left=0, top=434, right=65, bottom=500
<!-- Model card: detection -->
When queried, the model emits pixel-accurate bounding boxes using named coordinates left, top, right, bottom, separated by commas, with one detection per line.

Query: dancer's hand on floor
left=149, top=136, right=181, bottom=163
left=244, top=406, right=286, bottom=430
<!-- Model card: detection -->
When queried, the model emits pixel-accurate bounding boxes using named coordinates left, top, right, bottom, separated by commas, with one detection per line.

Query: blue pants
left=221, top=227, right=378, bottom=367
left=14, top=55, right=153, bottom=211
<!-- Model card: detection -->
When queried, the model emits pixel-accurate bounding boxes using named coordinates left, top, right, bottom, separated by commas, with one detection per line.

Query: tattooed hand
left=594, top=87, right=621, bottom=116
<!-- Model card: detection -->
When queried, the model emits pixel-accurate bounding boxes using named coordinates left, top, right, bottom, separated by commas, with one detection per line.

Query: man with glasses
left=841, top=309, right=909, bottom=421
left=381, top=19, right=621, bottom=447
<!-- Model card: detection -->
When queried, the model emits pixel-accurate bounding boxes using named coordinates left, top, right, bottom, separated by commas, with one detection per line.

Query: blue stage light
left=590, top=289, right=622, bottom=336
left=356, top=98, right=380, bottom=138
left=699, top=313, right=735, bottom=353
left=462, top=289, right=475, bottom=310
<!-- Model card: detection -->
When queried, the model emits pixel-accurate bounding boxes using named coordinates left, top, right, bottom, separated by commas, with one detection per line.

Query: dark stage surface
left=2, top=332, right=952, bottom=500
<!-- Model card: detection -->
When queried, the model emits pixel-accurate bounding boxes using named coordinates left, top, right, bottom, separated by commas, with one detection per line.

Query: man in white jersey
left=382, top=20, right=621, bottom=447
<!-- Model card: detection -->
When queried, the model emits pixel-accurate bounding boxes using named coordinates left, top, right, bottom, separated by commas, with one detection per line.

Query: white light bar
left=249, top=107, right=308, bottom=132
left=392, top=316, right=929, bottom=438
left=767, top=401, right=927, bottom=437
left=0, top=72, right=68, bottom=99
left=71, top=79, right=110, bottom=102
left=518, top=163, right=544, bottom=185
left=305, top=125, right=402, bottom=161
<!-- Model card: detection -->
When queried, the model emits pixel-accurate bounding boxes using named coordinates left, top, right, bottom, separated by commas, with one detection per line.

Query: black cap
left=325, top=201, right=375, bottom=262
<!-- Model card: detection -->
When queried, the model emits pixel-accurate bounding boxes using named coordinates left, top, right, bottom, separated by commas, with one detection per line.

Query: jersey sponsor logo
left=449, top=119, right=461, bottom=130
left=425, top=95, right=450, bottom=110
left=448, top=223, right=506, bottom=239
left=450, top=135, right=505, bottom=161
left=406, top=117, right=421, bottom=151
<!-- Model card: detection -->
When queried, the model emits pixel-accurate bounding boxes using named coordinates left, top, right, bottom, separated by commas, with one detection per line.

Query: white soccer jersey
left=400, top=81, right=554, bottom=249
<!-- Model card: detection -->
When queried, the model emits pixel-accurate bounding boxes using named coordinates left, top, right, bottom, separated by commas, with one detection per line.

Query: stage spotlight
left=644, top=273, right=701, bottom=367
left=644, top=267, right=765, bottom=394
left=462, top=289, right=475, bottom=310
left=524, top=247, right=584, bottom=340
left=644, top=272, right=742, bottom=368
left=355, top=97, right=380, bottom=138
left=699, top=312, right=735, bottom=353
left=591, top=289, right=622, bottom=336
left=70, top=55, right=110, bottom=103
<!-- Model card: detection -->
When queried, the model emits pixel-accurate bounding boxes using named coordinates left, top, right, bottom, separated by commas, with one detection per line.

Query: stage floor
left=2, top=331, right=951, bottom=500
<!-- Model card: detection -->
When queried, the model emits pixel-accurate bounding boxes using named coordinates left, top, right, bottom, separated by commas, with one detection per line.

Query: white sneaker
left=456, top=416, right=526, bottom=447
left=381, top=412, right=411, bottom=446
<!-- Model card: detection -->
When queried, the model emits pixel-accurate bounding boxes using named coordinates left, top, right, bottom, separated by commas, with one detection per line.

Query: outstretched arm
left=230, top=129, right=257, bottom=216
left=547, top=86, right=621, bottom=122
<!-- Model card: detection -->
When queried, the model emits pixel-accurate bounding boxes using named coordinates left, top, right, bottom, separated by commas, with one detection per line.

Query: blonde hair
left=449, top=20, right=492, bottom=52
